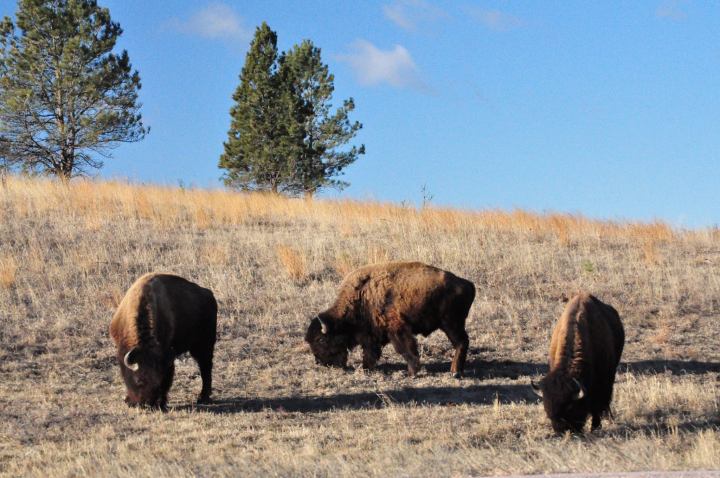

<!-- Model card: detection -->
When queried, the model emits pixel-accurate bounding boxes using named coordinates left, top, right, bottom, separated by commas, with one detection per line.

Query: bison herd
left=110, top=261, right=625, bottom=434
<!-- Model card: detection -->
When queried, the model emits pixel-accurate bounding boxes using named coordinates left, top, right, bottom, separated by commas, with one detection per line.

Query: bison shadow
left=597, top=417, right=720, bottom=439
left=619, top=359, right=720, bottom=375
left=376, top=358, right=720, bottom=379
left=179, top=383, right=539, bottom=414
left=174, top=359, right=719, bottom=414
left=371, top=358, right=547, bottom=379
left=536, top=418, right=720, bottom=441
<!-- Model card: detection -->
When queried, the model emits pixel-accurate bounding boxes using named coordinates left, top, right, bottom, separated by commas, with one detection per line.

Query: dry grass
left=0, top=254, right=17, bottom=288
left=642, top=239, right=661, bottom=266
left=276, top=245, right=308, bottom=282
left=1, top=176, right=719, bottom=477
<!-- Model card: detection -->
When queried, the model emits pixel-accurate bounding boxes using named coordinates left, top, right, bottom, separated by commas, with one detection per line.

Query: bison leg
left=158, top=361, right=174, bottom=412
left=591, top=413, right=602, bottom=431
left=389, top=329, right=420, bottom=377
left=444, top=327, right=469, bottom=378
left=191, top=349, right=213, bottom=404
left=361, top=341, right=382, bottom=370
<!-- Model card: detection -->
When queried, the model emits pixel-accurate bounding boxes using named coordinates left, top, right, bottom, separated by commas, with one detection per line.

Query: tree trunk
left=58, top=151, right=74, bottom=182
left=304, top=190, right=315, bottom=199
left=58, top=169, right=71, bottom=183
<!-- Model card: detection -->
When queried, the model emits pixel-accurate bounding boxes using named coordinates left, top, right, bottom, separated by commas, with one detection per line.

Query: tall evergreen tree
left=221, top=27, right=363, bottom=195
left=219, top=22, right=298, bottom=193
left=0, top=0, right=146, bottom=180
left=280, top=40, right=364, bottom=196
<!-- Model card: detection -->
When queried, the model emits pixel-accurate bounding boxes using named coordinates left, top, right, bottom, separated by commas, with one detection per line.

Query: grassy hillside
left=1, top=176, right=718, bottom=477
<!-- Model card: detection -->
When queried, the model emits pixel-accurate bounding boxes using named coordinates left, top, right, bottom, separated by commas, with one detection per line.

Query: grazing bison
left=531, top=292, right=624, bottom=433
left=110, top=273, right=217, bottom=410
left=305, top=262, right=476, bottom=377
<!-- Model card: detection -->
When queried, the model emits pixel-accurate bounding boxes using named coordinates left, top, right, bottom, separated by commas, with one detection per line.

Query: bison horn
left=124, top=349, right=140, bottom=372
left=318, top=316, right=329, bottom=334
left=530, top=380, right=543, bottom=398
left=572, top=377, right=585, bottom=400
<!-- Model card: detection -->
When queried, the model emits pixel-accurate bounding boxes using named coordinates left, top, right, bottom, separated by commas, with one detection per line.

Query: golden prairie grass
left=334, top=252, right=358, bottom=278
left=0, top=175, right=718, bottom=477
left=99, top=285, right=126, bottom=311
left=276, top=245, right=308, bottom=281
left=650, top=320, right=672, bottom=347
left=642, top=239, right=660, bottom=265
left=0, top=254, right=17, bottom=288
left=0, top=176, right=679, bottom=244
left=549, top=214, right=571, bottom=246
left=201, top=242, right=231, bottom=266
left=367, top=245, right=391, bottom=265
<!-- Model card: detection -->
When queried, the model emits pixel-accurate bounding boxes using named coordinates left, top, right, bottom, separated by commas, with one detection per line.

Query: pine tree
left=221, top=28, right=363, bottom=196
left=219, top=22, right=298, bottom=193
left=280, top=40, right=364, bottom=196
left=0, top=0, right=146, bottom=180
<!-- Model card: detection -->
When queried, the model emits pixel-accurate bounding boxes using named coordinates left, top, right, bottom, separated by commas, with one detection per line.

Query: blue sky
left=2, top=1, right=719, bottom=226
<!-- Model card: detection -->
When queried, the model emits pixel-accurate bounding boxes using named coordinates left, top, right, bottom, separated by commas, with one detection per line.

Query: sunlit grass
left=0, top=175, right=718, bottom=476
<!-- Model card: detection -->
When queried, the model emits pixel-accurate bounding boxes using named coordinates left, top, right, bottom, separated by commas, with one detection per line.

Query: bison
left=531, top=292, right=625, bottom=433
left=110, top=273, right=217, bottom=410
left=305, top=262, right=476, bottom=377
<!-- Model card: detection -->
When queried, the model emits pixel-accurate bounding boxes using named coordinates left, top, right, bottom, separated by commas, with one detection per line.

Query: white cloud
left=167, top=3, right=251, bottom=41
left=337, top=40, right=427, bottom=91
left=466, top=8, right=524, bottom=31
left=656, top=0, right=688, bottom=20
left=382, top=0, right=448, bottom=31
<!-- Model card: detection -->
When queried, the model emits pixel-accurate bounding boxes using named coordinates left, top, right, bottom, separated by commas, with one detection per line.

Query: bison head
left=305, top=316, right=351, bottom=368
left=119, top=347, right=173, bottom=410
left=531, top=374, right=588, bottom=434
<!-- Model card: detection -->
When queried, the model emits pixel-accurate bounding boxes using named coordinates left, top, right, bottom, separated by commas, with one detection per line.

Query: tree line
left=0, top=1, right=363, bottom=196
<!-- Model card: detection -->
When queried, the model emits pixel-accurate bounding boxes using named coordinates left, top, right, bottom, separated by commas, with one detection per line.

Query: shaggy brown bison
left=110, top=273, right=217, bottom=410
left=531, top=292, right=624, bottom=433
left=305, top=262, right=476, bottom=377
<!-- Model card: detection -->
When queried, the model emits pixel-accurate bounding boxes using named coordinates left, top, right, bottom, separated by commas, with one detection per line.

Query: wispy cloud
left=166, top=3, right=251, bottom=41
left=656, top=0, right=688, bottom=20
left=382, top=0, right=448, bottom=31
left=337, top=40, right=428, bottom=91
left=465, top=7, right=524, bottom=31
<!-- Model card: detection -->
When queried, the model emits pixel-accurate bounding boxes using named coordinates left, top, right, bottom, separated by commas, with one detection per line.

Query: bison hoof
left=197, top=396, right=212, bottom=405
left=452, top=371, right=463, bottom=379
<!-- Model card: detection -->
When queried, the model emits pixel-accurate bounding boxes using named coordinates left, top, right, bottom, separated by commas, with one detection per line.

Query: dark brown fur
left=305, top=262, right=476, bottom=377
left=532, top=292, right=624, bottom=433
left=109, top=273, right=217, bottom=410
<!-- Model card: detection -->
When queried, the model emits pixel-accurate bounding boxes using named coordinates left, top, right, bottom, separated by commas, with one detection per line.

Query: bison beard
left=120, top=346, right=175, bottom=410
left=305, top=317, right=351, bottom=368
left=305, top=262, right=476, bottom=377
left=532, top=374, right=588, bottom=434
left=532, top=292, right=625, bottom=434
